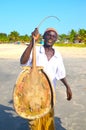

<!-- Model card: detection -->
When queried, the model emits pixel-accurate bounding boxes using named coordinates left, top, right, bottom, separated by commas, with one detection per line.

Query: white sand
left=0, top=43, right=86, bottom=59
left=0, top=44, right=86, bottom=130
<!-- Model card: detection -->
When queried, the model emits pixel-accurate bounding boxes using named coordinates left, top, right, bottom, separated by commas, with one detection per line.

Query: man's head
left=44, top=28, right=58, bottom=36
left=43, top=28, right=58, bottom=47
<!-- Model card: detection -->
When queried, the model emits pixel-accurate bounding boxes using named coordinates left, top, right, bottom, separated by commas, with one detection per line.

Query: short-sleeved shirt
left=21, top=46, right=66, bottom=88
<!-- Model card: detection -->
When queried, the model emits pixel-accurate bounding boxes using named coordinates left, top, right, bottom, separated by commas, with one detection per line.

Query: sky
left=0, top=0, right=86, bottom=35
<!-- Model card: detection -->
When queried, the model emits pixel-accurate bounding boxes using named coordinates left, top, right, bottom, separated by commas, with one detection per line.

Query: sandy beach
left=0, top=44, right=86, bottom=130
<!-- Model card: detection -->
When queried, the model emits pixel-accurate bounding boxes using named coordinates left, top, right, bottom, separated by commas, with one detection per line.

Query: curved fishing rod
left=37, top=15, right=60, bottom=29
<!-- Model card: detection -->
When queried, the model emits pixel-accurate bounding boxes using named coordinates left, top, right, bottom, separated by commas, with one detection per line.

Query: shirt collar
left=40, top=45, right=59, bottom=58
left=40, top=46, right=45, bottom=53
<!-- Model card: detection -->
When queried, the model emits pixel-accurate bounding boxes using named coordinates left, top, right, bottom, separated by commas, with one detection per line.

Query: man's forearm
left=20, top=43, right=33, bottom=64
left=61, top=77, right=72, bottom=100
left=60, top=78, right=70, bottom=88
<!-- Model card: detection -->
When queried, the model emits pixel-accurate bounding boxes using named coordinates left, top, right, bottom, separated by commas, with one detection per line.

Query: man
left=20, top=28, right=72, bottom=130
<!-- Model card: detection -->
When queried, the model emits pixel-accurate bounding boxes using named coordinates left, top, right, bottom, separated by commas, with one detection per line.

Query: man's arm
left=20, top=28, right=39, bottom=64
left=60, top=77, right=72, bottom=100
left=20, top=42, right=33, bottom=64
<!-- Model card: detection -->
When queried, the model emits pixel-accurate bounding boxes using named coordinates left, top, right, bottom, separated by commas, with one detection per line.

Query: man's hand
left=61, top=78, right=72, bottom=101
left=31, top=28, right=40, bottom=41
left=66, top=86, right=72, bottom=100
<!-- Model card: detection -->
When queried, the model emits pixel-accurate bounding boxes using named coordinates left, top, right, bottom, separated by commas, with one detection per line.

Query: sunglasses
left=46, top=32, right=57, bottom=39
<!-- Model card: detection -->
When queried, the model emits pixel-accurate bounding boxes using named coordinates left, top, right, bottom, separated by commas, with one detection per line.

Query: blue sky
left=0, top=0, right=86, bottom=35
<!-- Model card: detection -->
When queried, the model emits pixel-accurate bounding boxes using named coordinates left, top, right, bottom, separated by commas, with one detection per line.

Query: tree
left=8, top=31, right=20, bottom=42
left=69, top=29, right=77, bottom=43
left=0, top=33, right=8, bottom=43
left=19, top=34, right=30, bottom=43
left=59, top=34, right=68, bottom=42
left=78, top=29, right=86, bottom=43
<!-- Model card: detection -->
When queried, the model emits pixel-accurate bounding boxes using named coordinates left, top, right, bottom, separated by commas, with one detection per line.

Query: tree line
left=0, top=28, right=86, bottom=44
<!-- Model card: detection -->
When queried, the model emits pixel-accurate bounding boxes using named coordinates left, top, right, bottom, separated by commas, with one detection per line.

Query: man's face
left=44, top=31, right=57, bottom=47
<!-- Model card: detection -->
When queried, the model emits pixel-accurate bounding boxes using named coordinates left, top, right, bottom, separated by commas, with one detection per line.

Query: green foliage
left=0, top=28, right=86, bottom=46
left=0, top=33, right=8, bottom=43
left=68, top=29, right=77, bottom=43
left=78, top=29, right=86, bottom=43
left=54, top=42, right=86, bottom=47
left=8, top=31, right=20, bottom=42
left=19, top=35, right=30, bottom=43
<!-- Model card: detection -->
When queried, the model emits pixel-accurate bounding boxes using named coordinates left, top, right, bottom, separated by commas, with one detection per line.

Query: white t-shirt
left=21, top=46, right=66, bottom=88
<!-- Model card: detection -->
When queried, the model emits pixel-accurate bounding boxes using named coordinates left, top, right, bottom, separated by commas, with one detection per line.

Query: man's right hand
left=31, top=28, right=40, bottom=41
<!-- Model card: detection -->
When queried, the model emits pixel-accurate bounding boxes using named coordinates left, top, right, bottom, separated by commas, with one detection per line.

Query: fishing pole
left=37, top=15, right=60, bottom=29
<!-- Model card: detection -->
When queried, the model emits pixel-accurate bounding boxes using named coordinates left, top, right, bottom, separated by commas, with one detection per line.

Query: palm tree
left=69, top=29, right=77, bottom=43
left=8, top=31, right=20, bottom=42
left=0, top=33, right=8, bottom=43
left=78, top=29, right=86, bottom=43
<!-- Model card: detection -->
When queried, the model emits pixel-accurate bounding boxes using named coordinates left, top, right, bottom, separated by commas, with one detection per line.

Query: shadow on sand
left=0, top=100, right=66, bottom=130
